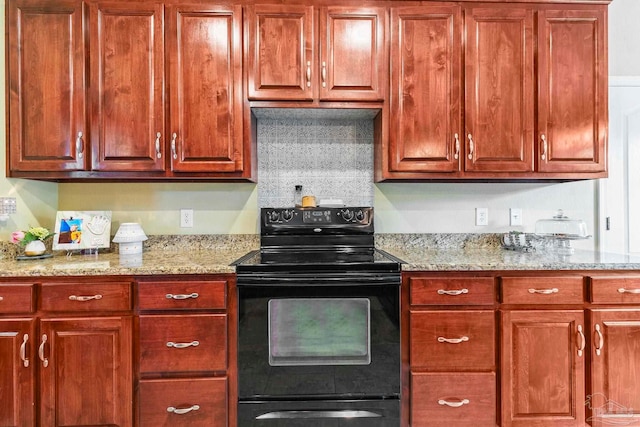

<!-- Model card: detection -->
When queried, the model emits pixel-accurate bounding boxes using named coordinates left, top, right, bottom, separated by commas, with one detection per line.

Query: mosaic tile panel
left=256, top=109, right=375, bottom=208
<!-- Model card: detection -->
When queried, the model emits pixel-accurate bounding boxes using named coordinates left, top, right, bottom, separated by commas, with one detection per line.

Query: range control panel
left=262, top=206, right=373, bottom=227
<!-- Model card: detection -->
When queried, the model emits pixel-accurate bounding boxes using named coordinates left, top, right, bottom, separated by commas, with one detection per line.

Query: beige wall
left=1, top=0, right=635, bottom=245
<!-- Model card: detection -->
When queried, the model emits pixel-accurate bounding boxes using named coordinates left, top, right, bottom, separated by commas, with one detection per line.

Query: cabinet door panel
left=501, top=310, right=585, bottom=427
left=465, top=7, right=534, bottom=173
left=389, top=6, right=462, bottom=174
left=168, top=5, right=244, bottom=173
left=90, top=2, right=165, bottom=171
left=589, top=310, right=640, bottom=426
left=320, top=7, right=386, bottom=101
left=7, top=0, right=86, bottom=172
left=39, top=316, right=133, bottom=427
left=537, top=8, right=607, bottom=173
left=247, top=5, right=314, bottom=100
left=0, top=319, right=35, bottom=427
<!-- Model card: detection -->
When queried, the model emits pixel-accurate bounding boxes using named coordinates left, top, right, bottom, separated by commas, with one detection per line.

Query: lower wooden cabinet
left=139, top=377, right=227, bottom=427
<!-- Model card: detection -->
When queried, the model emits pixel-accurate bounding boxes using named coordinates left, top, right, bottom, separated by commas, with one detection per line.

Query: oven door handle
left=237, top=275, right=400, bottom=286
left=256, top=410, right=383, bottom=419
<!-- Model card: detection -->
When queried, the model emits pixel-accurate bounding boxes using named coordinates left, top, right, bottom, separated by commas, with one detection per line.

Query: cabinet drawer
left=139, top=377, right=227, bottom=427
left=410, top=310, right=495, bottom=369
left=590, top=276, right=640, bottom=304
left=139, top=314, right=227, bottom=374
left=0, top=283, right=35, bottom=313
left=40, top=282, right=132, bottom=312
left=138, top=280, right=227, bottom=310
left=410, top=277, right=495, bottom=306
left=411, top=372, right=496, bottom=427
left=500, top=276, right=584, bottom=304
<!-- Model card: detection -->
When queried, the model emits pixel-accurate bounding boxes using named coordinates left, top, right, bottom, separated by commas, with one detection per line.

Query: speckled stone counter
left=0, top=235, right=259, bottom=277
left=376, top=233, right=640, bottom=271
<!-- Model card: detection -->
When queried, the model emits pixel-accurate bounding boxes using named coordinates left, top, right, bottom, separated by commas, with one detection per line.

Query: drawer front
left=500, top=276, right=584, bottom=304
left=590, top=276, right=640, bottom=304
left=40, top=282, right=132, bottom=312
left=411, top=372, right=496, bottom=427
left=0, top=284, right=35, bottom=313
left=139, top=314, right=227, bottom=373
left=410, top=310, right=495, bottom=370
left=410, top=277, right=495, bottom=306
left=139, top=377, right=227, bottom=427
left=138, top=280, right=227, bottom=310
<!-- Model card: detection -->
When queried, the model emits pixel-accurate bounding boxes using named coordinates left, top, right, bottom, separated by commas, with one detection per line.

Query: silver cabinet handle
left=438, top=399, right=470, bottom=408
left=166, top=293, right=199, bottom=300
left=76, top=131, right=84, bottom=159
left=20, top=334, right=29, bottom=368
left=39, top=334, right=48, bottom=368
left=438, top=336, right=469, bottom=344
left=467, top=134, right=474, bottom=160
left=166, top=341, right=199, bottom=349
left=69, top=294, right=103, bottom=302
left=171, top=132, right=178, bottom=160
left=577, top=325, right=586, bottom=357
left=541, top=134, right=547, bottom=160
left=437, top=288, right=468, bottom=296
left=306, top=61, right=312, bottom=88
left=454, top=133, right=460, bottom=160
left=0, top=296, right=4, bottom=301
left=594, top=324, right=604, bottom=356
left=618, top=288, right=640, bottom=294
left=528, top=288, right=559, bottom=295
left=155, top=132, right=162, bottom=158
left=167, top=405, right=200, bottom=415
left=321, top=61, right=327, bottom=88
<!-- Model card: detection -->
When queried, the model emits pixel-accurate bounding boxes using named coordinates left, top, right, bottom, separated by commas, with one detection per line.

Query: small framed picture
left=53, top=211, right=112, bottom=251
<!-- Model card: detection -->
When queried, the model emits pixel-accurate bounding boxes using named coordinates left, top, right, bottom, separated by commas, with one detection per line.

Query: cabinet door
left=588, top=310, right=640, bottom=426
left=7, top=0, right=87, bottom=172
left=38, top=316, right=133, bottom=427
left=0, top=319, right=35, bottom=427
left=464, top=7, right=534, bottom=173
left=537, top=7, right=607, bottom=174
left=388, top=6, right=462, bottom=175
left=319, top=6, right=386, bottom=101
left=246, top=5, right=314, bottom=100
left=167, top=5, right=244, bottom=173
left=89, top=2, right=165, bottom=172
left=500, top=310, right=585, bottom=427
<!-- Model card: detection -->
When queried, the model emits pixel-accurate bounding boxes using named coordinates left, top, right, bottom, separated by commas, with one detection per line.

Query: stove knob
left=341, top=209, right=354, bottom=221
left=355, top=210, right=366, bottom=222
left=268, top=210, right=281, bottom=222
left=282, top=209, right=294, bottom=221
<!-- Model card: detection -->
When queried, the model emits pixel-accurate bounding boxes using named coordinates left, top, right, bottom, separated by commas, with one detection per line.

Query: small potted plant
left=11, top=226, right=56, bottom=257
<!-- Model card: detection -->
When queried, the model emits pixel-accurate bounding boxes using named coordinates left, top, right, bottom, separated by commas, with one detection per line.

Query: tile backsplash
left=256, top=108, right=377, bottom=208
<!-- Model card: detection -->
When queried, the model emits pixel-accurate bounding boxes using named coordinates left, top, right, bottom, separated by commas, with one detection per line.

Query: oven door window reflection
left=269, top=298, right=371, bottom=366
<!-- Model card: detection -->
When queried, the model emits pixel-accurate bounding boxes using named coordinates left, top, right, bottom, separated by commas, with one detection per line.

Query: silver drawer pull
left=618, top=288, right=640, bottom=294
left=69, top=294, right=103, bottom=302
left=166, top=340, right=199, bottom=349
left=20, top=334, right=29, bottom=368
left=438, top=336, right=469, bottom=344
left=438, top=398, right=470, bottom=408
left=166, top=293, right=199, bottom=300
left=167, top=405, right=200, bottom=415
left=577, top=325, right=586, bottom=357
left=39, top=334, right=48, bottom=368
left=0, top=296, right=4, bottom=301
left=594, top=323, right=604, bottom=356
left=437, top=288, right=469, bottom=296
left=528, top=288, right=559, bottom=295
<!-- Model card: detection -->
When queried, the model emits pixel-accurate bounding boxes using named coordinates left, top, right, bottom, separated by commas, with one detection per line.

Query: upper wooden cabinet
left=246, top=4, right=386, bottom=102
left=381, top=3, right=608, bottom=181
left=7, top=0, right=87, bottom=172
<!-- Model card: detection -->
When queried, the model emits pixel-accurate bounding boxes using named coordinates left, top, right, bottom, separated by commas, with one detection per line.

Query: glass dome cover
left=535, top=210, right=591, bottom=239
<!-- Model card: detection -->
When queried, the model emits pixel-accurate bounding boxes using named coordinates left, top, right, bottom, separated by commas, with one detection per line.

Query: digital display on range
left=302, top=210, right=332, bottom=223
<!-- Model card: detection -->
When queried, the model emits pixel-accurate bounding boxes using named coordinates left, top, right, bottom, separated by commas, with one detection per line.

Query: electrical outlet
left=510, top=208, right=523, bottom=226
left=180, top=209, right=194, bottom=228
left=476, top=208, right=488, bottom=226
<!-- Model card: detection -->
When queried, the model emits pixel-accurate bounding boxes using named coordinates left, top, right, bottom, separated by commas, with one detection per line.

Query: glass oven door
left=237, top=280, right=400, bottom=401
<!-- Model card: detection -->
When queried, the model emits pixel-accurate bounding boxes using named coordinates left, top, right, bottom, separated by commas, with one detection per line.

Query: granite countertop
left=2, top=233, right=640, bottom=278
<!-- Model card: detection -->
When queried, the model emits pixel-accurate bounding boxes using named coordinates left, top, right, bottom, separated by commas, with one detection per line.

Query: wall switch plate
left=476, top=208, right=489, bottom=226
left=180, top=209, right=194, bottom=228
left=510, top=208, right=523, bottom=226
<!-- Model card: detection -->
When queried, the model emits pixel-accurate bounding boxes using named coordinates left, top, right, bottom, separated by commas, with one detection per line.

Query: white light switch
left=510, top=208, right=523, bottom=226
